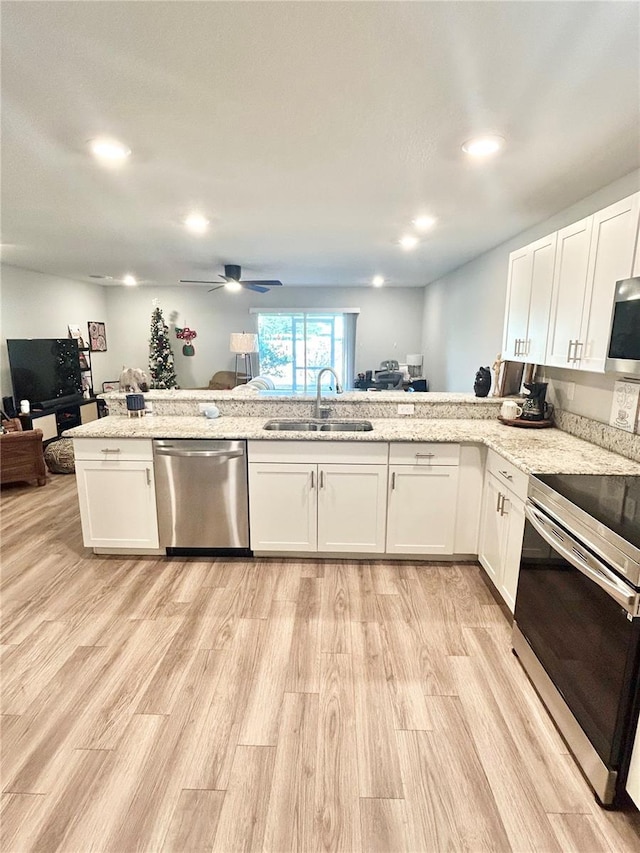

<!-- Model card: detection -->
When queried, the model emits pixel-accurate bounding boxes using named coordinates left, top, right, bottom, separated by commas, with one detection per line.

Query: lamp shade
left=230, top=332, right=258, bottom=354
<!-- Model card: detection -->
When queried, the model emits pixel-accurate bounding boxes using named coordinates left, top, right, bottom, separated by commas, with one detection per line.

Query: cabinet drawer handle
left=391, top=471, right=396, bottom=490
left=145, top=467, right=151, bottom=486
left=101, top=448, right=121, bottom=453
left=499, top=470, right=513, bottom=481
left=415, top=452, right=435, bottom=459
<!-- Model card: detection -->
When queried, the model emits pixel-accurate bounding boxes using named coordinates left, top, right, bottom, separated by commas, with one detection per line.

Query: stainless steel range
left=513, top=473, right=640, bottom=805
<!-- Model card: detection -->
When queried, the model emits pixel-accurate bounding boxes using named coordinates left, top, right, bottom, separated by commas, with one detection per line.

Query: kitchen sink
left=263, top=419, right=373, bottom=432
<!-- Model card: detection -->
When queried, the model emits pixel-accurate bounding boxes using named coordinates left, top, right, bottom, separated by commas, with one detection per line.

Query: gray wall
left=0, top=266, right=110, bottom=399
left=1, top=268, right=425, bottom=393
left=106, top=284, right=425, bottom=389
left=422, top=169, right=640, bottom=423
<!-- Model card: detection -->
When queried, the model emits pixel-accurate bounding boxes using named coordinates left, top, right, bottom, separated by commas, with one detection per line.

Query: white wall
left=0, top=265, right=111, bottom=400
left=422, top=169, right=640, bottom=422
left=105, top=285, right=425, bottom=388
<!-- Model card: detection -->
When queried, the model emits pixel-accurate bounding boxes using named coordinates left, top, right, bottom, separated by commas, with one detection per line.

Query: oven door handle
left=524, top=503, right=638, bottom=614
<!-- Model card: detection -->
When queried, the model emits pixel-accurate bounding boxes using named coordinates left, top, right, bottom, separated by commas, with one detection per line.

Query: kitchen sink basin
left=263, top=419, right=373, bottom=432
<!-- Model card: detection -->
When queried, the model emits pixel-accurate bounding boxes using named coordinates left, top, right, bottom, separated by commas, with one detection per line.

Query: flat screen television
left=7, top=338, right=83, bottom=409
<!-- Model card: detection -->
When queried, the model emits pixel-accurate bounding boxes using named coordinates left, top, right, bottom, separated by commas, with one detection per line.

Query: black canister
left=126, top=393, right=145, bottom=417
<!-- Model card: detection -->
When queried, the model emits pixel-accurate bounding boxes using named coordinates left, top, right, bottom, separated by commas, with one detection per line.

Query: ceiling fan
left=180, top=264, right=283, bottom=294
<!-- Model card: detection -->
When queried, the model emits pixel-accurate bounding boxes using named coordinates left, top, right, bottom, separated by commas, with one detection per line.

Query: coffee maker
left=521, top=382, right=551, bottom=421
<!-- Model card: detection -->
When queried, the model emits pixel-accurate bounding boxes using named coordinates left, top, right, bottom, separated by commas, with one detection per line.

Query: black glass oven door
left=515, top=508, right=640, bottom=767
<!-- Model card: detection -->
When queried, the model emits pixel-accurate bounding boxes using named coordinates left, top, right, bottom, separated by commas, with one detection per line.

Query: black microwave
left=606, top=277, right=640, bottom=376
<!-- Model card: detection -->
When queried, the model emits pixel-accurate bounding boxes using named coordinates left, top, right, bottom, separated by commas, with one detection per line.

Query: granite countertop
left=66, top=415, right=640, bottom=476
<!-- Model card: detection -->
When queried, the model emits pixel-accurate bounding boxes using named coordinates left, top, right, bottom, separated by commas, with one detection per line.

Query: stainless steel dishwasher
left=153, top=439, right=250, bottom=554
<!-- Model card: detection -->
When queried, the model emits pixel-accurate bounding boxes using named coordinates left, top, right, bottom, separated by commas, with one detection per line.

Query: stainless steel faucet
left=314, top=367, right=343, bottom=419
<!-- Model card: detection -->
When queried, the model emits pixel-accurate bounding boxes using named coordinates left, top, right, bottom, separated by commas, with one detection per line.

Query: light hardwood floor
left=2, top=473, right=640, bottom=852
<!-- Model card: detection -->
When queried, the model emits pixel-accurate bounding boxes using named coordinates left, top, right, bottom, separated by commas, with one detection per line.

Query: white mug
left=20, top=399, right=30, bottom=414
left=501, top=400, right=523, bottom=419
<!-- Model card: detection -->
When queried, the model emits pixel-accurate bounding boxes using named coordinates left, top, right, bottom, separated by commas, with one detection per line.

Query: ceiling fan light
left=225, top=280, right=242, bottom=292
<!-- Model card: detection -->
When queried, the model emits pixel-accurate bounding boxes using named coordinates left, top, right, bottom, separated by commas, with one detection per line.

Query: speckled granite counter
left=66, top=416, right=640, bottom=476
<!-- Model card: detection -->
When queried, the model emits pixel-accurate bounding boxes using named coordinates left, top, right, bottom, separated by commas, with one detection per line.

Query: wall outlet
left=397, top=403, right=415, bottom=415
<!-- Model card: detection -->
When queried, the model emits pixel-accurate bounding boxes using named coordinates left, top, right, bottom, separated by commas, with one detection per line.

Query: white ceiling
left=2, top=1, right=639, bottom=288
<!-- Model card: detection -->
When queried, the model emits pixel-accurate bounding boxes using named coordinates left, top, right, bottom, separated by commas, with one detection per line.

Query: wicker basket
left=44, top=438, right=75, bottom=474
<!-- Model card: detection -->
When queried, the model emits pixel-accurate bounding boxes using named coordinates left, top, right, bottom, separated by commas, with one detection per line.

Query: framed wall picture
left=101, top=380, right=120, bottom=393
left=68, top=324, right=86, bottom=349
left=88, top=321, right=107, bottom=352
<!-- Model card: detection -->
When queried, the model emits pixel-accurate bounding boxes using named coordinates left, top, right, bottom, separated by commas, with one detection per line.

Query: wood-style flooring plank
left=285, top=576, right=322, bottom=693
left=548, top=813, right=615, bottom=853
left=238, top=598, right=297, bottom=746
left=262, top=691, right=319, bottom=853
left=211, top=745, right=276, bottom=853
left=351, top=620, right=404, bottom=799
left=315, top=653, right=362, bottom=853
left=397, top=698, right=511, bottom=852
left=359, top=797, right=417, bottom=853
left=162, top=789, right=226, bottom=853
left=450, top=654, right=562, bottom=852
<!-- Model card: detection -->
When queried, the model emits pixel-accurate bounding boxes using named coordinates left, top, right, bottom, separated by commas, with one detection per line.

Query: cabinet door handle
left=101, top=448, right=121, bottom=453
left=514, top=339, right=520, bottom=356
left=574, top=341, right=584, bottom=362
left=391, top=471, right=396, bottom=490
left=320, top=470, right=324, bottom=489
left=500, top=495, right=509, bottom=516
left=499, top=470, right=513, bottom=481
left=566, top=339, right=575, bottom=363
left=145, top=467, right=151, bottom=486
left=310, top=470, right=315, bottom=489
left=496, top=492, right=503, bottom=513
left=525, top=339, right=531, bottom=356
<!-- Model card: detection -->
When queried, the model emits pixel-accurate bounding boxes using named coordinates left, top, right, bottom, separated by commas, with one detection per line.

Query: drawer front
left=388, top=442, right=460, bottom=466
left=486, top=449, right=528, bottom=501
left=73, top=437, right=154, bottom=461
left=247, top=440, right=388, bottom=465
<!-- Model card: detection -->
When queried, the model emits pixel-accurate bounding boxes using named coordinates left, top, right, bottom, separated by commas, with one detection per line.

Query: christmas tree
left=149, top=304, right=178, bottom=389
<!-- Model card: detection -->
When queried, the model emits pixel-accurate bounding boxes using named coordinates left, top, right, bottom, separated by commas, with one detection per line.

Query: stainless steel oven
left=513, top=474, right=640, bottom=805
left=606, top=276, right=640, bottom=376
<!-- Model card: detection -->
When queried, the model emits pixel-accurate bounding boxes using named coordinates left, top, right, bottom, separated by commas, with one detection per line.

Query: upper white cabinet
left=545, top=194, right=640, bottom=371
left=503, top=233, right=557, bottom=363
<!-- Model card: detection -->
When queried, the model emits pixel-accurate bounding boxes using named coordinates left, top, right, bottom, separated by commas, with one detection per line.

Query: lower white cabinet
left=74, top=438, right=159, bottom=549
left=478, top=453, right=527, bottom=613
left=386, top=465, right=459, bottom=554
left=247, top=441, right=388, bottom=554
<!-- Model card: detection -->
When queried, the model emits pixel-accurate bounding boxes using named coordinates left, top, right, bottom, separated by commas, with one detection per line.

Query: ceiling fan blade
left=180, top=279, right=219, bottom=284
left=240, top=279, right=282, bottom=287
left=207, top=285, right=226, bottom=292
left=219, top=274, right=229, bottom=281
left=242, top=283, right=270, bottom=293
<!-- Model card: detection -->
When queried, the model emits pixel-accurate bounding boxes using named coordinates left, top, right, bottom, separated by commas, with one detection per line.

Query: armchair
left=0, top=421, right=47, bottom=487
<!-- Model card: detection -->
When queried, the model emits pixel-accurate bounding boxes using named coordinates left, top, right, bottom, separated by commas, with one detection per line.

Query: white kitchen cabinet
left=502, top=233, right=557, bottom=363
left=247, top=441, right=389, bottom=554
left=478, top=452, right=527, bottom=613
left=386, top=466, right=459, bottom=555
left=248, top=462, right=317, bottom=552
left=73, top=438, right=159, bottom=550
left=626, top=716, right=640, bottom=809
left=386, top=443, right=460, bottom=555
left=546, top=193, right=640, bottom=371
left=317, top=464, right=387, bottom=553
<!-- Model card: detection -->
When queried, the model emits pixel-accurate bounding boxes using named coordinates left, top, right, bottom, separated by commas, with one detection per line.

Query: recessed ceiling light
left=89, top=137, right=131, bottom=163
left=372, top=275, right=385, bottom=287
left=400, top=235, right=419, bottom=250
left=225, top=280, right=242, bottom=292
left=461, top=135, right=505, bottom=157
left=413, top=215, right=437, bottom=232
left=184, top=213, right=209, bottom=234
left=123, top=274, right=137, bottom=286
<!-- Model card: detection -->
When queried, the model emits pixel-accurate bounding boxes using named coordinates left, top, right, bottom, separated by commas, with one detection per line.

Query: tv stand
left=19, top=399, right=99, bottom=443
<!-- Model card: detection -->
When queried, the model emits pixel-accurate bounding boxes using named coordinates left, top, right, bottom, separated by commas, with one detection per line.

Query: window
left=255, top=311, right=357, bottom=392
